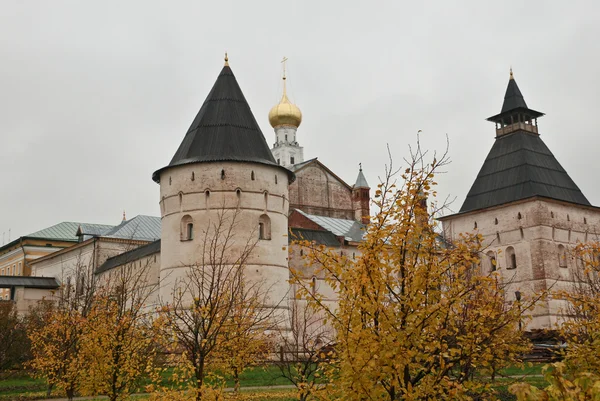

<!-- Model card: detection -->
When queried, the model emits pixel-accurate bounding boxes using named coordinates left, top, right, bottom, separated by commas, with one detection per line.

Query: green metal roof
left=27, top=222, right=113, bottom=242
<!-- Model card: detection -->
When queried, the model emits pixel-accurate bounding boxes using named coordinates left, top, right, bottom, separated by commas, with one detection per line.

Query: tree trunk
left=66, top=387, right=75, bottom=401
left=196, top=357, right=205, bottom=401
left=233, top=368, right=240, bottom=394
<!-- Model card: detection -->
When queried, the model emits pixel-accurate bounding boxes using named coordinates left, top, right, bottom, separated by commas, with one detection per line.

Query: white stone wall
left=13, top=287, right=58, bottom=314
left=31, top=240, right=144, bottom=286
left=158, top=161, right=290, bottom=311
left=96, top=251, right=161, bottom=311
left=441, top=198, right=600, bottom=330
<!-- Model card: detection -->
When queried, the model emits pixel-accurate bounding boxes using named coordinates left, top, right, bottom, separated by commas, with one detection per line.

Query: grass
left=0, top=364, right=549, bottom=400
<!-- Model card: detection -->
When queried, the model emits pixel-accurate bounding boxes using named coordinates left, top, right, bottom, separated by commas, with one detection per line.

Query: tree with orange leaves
left=292, top=141, right=532, bottom=400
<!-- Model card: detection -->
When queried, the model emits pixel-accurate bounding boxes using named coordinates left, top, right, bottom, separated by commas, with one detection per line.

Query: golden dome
left=269, top=91, right=302, bottom=128
left=269, top=58, right=302, bottom=128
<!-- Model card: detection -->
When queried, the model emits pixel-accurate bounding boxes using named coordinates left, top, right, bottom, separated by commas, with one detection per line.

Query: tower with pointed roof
left=352, top=164, right=370, bottom=224
left=440, top=70, right=600, bottom=330
left=269, top=58, right=304, bottom=168
left=153, top=55, right=295, bottom=307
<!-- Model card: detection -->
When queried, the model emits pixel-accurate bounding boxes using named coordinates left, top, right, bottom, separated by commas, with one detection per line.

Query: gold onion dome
left=269, top=58, right=302, bottom=128
left=269, top=92, right=302, bottom=128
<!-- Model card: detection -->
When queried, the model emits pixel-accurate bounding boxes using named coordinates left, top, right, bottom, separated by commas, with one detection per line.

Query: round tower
left=152, top=56, right=295, bottom=310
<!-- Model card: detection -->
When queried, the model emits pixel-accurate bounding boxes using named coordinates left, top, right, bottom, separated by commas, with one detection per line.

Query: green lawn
left=0, top=364, right=549, bottom=401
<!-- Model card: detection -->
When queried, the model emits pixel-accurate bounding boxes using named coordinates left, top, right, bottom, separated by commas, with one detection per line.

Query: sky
left=1, top=0, right=599, bottom=241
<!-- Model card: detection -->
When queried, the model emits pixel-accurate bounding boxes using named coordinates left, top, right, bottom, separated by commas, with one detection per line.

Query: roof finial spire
left=224, top=52, right=229, bottom=66
left=281, top=56, right=288, bottom=98
left=122, top=210, right=126, bottom=222
left=359, top=162, right=362, bottom=171
left=509, top=66, right=514, bottom=80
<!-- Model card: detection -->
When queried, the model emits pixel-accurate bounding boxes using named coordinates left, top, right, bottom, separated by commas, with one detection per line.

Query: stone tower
left=269, top=59, right=304, bottom=168
left=352, top=165, right=370, bottom=224
left=440, top=69, right=600, bottom=329
left=152, top=56, right=295, bottom=308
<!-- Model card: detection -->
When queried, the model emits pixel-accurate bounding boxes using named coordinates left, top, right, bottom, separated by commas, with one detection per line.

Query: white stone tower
left=439, top=69, right=600, bottom=330
left=269, top=58, right=304, bottom=168
left=152, top=55, right=295, bottom=309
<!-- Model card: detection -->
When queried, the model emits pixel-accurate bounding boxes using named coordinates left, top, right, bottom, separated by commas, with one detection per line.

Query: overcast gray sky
left=2, top=0, right=599, bottom=240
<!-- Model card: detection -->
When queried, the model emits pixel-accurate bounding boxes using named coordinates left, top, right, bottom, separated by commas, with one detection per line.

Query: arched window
left=180, top=215, right=194, bottom=241
left=311, top=276, right=317, bottom=295
left=258, top=214, right=271, bottom=240
left=506, top=246, right=517, bottom=269
left=178, top=192, right=183, bottom=206
left=558, top=244, right=567, bottom=268
left=221, top=169, right=226, bottom=180
left=205, top=190, right=210, bottom=210
left=251, top=171, right=255, bottom=180
left=517, top=212, right=522, bottom=220
left=487, top=251, right=497, bottom=272
left=275, top=175, right=278, bottom=184
left=473, top=221, right=478, bottom=229
left=494, top=218, right=498, bottom=225
left=191, top=171, right=195, bottom=181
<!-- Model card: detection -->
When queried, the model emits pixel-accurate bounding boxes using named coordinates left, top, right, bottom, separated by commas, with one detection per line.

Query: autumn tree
left=215, top=277, right=274, bottom=394
left=0, top=301, right=30, bottom=372
left=157, top=208, right=279, bottom=400
left=276, top=298, right=333, bottom=401
left=292, top=141, right=532, bottom=400
left=511, top=241, right=600, bottom=400
left=556, top=241, right=600, bottom=374
left=77, top=255, right=160, bottom=401
left=28, top=253, right=98, bottom=400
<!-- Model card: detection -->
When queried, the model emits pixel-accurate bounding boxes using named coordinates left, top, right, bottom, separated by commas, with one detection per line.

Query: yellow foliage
left=510, top=362, right=600, bottom=400
left=292, top=143, right=531, bottom=400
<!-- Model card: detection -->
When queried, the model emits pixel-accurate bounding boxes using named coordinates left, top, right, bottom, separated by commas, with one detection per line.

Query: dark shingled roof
left=487, top=75, right=544, bottom=124
left=460, top=130, right=590, bottom=213
left=96, top=240, right=161, bottom=274
left=501, top=77, right=528, bottom=113
left=289, top=228, right=341, bottom=247
left=153, top=64, right=294, bottom=183
left=0, top=276, right=60, bottom=289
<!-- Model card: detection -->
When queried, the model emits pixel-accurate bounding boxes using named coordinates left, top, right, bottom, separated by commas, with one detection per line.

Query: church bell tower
left=269, top=58, right=304, bottom=168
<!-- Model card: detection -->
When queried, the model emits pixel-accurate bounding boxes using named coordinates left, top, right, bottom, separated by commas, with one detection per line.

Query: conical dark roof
left=487, top=73, right=544, bottom=123
left=459, top=131, right=590, bottom=213
left=153, top=64, right=294, bottom=183
left=501, top=77, right=528, bottom=113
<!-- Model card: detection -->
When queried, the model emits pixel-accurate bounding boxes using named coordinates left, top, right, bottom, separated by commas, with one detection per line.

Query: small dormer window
left=290, top=156, right=295, bottom=164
